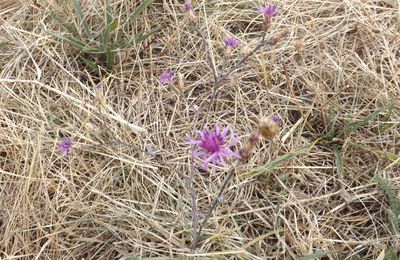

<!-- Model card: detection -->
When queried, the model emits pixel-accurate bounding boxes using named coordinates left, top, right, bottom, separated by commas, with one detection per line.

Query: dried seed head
left=241, top=40, right=257, bottom=56
left=294, top=41, right=305, bottom=53
left=248, top=130, right=261, bottom=145
left=224, top=47, right=232, bottom=57
left=269, top=29, right=290, bottom=45
left=229, top=73, right=240, bottom=87
left=239, top=130, right=260, bottom=161
left=258, top=116, right=280, bottom=140
left=239, top=142, right=254, bottom=161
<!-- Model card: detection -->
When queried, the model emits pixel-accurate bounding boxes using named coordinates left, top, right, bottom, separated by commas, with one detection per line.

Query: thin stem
left=190, top=31, right=268, bottom=252
left=201, top=32, right=268, bottom=125
left=189, top=154, right=198, bottom=254
left=191, top=161, right=239, bottom=251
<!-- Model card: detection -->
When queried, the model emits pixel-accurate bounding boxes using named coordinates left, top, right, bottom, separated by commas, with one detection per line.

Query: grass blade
left=44, top=29, right=85, bottom=48
left=299, top=251, right=327, bottom=260
left=349, top=143, right=399, bottom=165
left=105, top=0, right=113, bottom=25
left=333, top=146, right=345, bottom=175
left=241, top=141, right=318, bottom=179
left=49, top=12, right=79, bottom=36
left=126, top=0, right=153, bottom=24
left=78, top=54, right=98, bottom=71
left=44, top=29, right=102, bottom=53
left=344, top=101, right=395, bottom=134
left=105, top=45, right=115, bottom=69
left=71, top=0, right=93, bottom=39
left=372, top=176, right=400, bottom=234
left=134, top=26, right=160, bottom=44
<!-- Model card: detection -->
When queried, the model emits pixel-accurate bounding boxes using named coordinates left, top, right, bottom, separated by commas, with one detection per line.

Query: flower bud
left=188, top=10, right=197, bottom=23
left=258, top=116, right=280, bottom=140
left=263, top=16, right=272, bottom=32
left=239, top=143, right=254, bottom=161
left=239, top=130, right=260, bottom=161
left=248, top=130, right=261, bottom=145
left=269, top=29, right=289, bottom=45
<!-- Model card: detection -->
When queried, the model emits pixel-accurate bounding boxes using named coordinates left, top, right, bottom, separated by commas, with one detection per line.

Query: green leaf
left=376, top=249, right=386, bottom=260
left=388, top=209, right=400, bottom=234
left=108, top=19, right=119, bottom=32
left=376, top=248, right=399, bottom=260
left=349, top=143, right=399, bottom=165
left=49, top=12, right=79, bottom=36
left=372, top=177, right=400, bottom=212
left=105, top=45, right=116, bottom=69
left=384, top=248, right=398, bottom=260
left=126, top=0, right=153, bottom=24
left=44, top=29, right=86, bottom=48
left=333, top=146, right=345, bottom=175
left=299, top=251, right=327, bottom=260
left=71, top=0, right=93, bottom=39
left=344, top=101, right=395, bottom=134
left=241, top=141, right=318, bottom=179
left=44, top=29, right=102, bottom=53
left=327, top=105, right=337, bottom=139
left=105, top=0, right=113, bottom=25
left=134, top=26, right=161, bottom=44
left=372, top=176, right=400, bottom=234
left=373, top=122, right=399, bottom=134
left=0, top=40, right=8, bottom=49
left=78, top=54, right=98, bottom=71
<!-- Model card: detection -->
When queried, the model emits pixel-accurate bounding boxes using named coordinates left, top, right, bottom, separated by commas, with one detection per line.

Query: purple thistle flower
left=160, top=70, right=174, bottom=85
left=189, top=124, right=240, bottom=174
left=257, top=5, right=279, bottom=17
left=183, top=0, right=193, bottom=12
left=224, top=37, right=241, bottom=48
left=272, top=115, right=281, bottom=124
left=57, top=138, right=73, bottom=155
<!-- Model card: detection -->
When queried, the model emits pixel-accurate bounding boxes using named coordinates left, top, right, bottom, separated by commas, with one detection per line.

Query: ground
left=0, top=0, right=399, bottom=259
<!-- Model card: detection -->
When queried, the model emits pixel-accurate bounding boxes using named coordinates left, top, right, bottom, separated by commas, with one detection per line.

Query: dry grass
left=1, top=0, right=399, bottom=259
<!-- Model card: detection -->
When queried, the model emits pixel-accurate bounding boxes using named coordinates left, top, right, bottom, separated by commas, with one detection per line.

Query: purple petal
left=221, top=125, right=230, bottom=137
left=183, top=0, right=193, bottom=12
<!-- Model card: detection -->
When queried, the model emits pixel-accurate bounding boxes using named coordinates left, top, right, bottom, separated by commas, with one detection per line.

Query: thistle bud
left=263, top=16, right=272, bottom=32
left=239, top=130, right=260, bottom=161
left=183, top=0, right=197, bottom=23
left=257, top=5, right=278, bottom=32
left=188, top=10, right=197, bottom=23
left=269, top=29, right=289, bottom=45
left=258, top=115, right=280, bottom=140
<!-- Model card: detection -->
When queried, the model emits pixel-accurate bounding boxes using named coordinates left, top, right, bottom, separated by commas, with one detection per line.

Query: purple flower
left=189, top=124, right=240, bottom=173
left=272, top=115, right=281, bottom=124
left=160, top=70, right=174, bottom=85
left=224, top=37, right=241, bottom=48
left=183, top=0, right=193, bottom=12
left=257, top=5, right=279, bottom=17
left=57, top=138, right=73, bottom=155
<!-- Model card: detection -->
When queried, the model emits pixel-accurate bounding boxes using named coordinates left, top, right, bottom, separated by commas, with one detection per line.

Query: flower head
left=257, top=5, right=279, bottom=17
left=224, top=37, right=241, bottom=48
left=57, top=138, right=73, bottom=155
left=258, top=116, right=280, bottom=140
left=189, top=124, right=240, bottom=173
left=183, top=0, right=193, bottom=12
left=160, top=70, right=175, bottom=85
left=272, top=115, right=281, bottom=124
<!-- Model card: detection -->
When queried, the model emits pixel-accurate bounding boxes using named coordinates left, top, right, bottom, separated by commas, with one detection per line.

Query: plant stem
left=191, top=161, right=238, bottom=251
